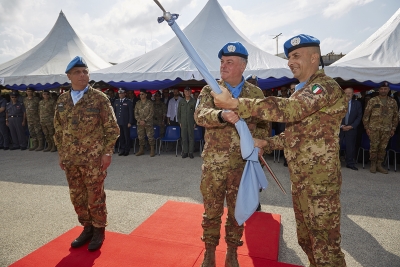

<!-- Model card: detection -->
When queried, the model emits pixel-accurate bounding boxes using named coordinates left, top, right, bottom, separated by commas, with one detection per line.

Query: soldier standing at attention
left=54, top=56, right=119, bottom=251
left=134, top=89, right=155, bottom=157
left=6, top=91, right=27, bottom=150
left=178, top=87, right=196, bottom=159
left=113, top=88, right=133, bottom=156
left=153, top=91, right=167, bottom=137
left=24, top=87, right=44, bottom=151
left=39, top=90, right=57, bottom=152
left=363, top=81, right=398, bottom=174
left=212, top=35, right=348, bottom=267
left=194, top=41, right=269, bottom=267
left=0, top=89, right=10, bottom=150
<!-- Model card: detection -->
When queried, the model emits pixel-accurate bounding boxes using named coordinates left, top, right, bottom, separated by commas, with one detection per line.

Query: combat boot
left=225, top=245, right=240, bottom=267
left=71, top=225, right=94, bottom=248
left=50, top=143, right=57, bottom=152
left=136, top=145, right=145, bottom=156
left=200, top=243, right=216, bottom=267
left=29, top=140, right=38, bottom=151
left=88, top=227, right=105, bottom=252
left=376, top=162, right=388, bottom=174
left=370, top=161, right=376, bottom=173
left=150, top=146, right=155, bottom=157
left=43, top=140, right=52, bottom=152
left=35, top=140, right=44, bottom=151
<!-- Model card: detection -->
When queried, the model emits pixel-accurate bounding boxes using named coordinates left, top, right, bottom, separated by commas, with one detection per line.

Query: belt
left=9, top=115, right=22, bottom=118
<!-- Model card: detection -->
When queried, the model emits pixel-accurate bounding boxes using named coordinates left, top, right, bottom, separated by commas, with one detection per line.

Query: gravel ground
left=0, top=148, right=399, bottom=267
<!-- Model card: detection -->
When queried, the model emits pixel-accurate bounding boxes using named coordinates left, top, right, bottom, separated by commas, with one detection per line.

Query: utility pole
left=272, top=33, right=282, bottom=56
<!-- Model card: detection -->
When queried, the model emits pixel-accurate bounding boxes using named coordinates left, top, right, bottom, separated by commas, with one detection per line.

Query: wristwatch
left=105, top=153, right=111, bottom=157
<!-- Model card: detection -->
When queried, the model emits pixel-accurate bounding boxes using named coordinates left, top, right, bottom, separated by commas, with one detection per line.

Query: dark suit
left=114, top=98, right=133, bottom=153
left=340, top=99, right=362, bottom=167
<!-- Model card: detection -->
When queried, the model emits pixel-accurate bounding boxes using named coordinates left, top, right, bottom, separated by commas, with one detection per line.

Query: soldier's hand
left=128, top=123, right=131, bottom=128
left=221, top=110, right=239, bottom=124
left=211, top=86, right=238, bottom=110
left=366, top=129, right=370, bottom=136
left=258, top=147, right=264, bottom=157
left=390, top=130, right=394, bottom=137
left=22, top=121, right=26, bottom=126
left=101, top=154, right=112, bottom=171
left=253, top=138, right=267, bottom=149
left=58, top=157, right=65, bottom=171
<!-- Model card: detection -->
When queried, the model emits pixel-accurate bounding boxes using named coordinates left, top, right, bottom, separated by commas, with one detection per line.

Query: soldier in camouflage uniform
left=363, top=81, right=398, bottom=174
left=39, top=90, right=57, bottom=152
left=212, top=35, right=347, bottom=267
left=135, top=89, right=155, bottom=157
left=24, top=87, right=44, bottom=151
left=153, top=91, right=167, bottom=137
left=54, top=56, right=119, bottom=251
left=194, top=42, right=270, bottom=267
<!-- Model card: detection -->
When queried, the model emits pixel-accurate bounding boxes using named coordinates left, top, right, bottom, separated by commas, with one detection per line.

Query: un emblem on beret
left=291, top=37, right=301, bottom=46
left=227, top=45, right=236, bottom=52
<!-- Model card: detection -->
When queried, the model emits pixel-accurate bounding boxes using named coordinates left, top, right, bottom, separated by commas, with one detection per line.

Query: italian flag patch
left=312, top=84, right=323, bottom=94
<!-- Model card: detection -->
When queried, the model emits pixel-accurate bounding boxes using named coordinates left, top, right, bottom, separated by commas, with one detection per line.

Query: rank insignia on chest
left=312, top=84, right=323, bottom=94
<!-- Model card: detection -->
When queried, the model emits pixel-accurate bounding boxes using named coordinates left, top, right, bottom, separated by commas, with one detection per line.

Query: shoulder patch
left=311, top=84, right=323, bottom=94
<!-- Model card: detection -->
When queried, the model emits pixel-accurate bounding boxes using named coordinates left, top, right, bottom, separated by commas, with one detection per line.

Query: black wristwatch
left=217, top=111, right=225, bottom=123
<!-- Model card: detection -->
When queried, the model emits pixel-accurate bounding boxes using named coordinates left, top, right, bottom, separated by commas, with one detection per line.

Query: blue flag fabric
left=159, top=13, right=267, bottom=226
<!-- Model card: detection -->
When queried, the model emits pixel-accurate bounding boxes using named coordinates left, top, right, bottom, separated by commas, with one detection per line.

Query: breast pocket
left=81, top=108, right=100, bottom=132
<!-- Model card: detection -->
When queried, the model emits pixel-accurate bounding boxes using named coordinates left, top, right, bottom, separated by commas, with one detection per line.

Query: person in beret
left=211, top=34, right=348, bottom=267
left=6, top=91, right=27, bottom=150
left=113, top=88, right=133, bottom=156
left=363, top=81, right=398, bottom=174
left=54, top=56, right=119, bottom=251
left=194, top=41, right=269, bottom=267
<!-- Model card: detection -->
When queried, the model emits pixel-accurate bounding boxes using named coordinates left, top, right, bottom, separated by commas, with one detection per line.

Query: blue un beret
left=218, top=42, right=248, bottom=59
left=284, top=34, right=320, bottom=58
left=65, top=56, right=88, bottom=73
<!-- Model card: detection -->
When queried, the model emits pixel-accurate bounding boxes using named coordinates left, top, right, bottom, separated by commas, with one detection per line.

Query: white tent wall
left=0, top=11, right=112, bottom=87
left=326, top=8, right=400, bottom=84
left=91, top=0, right=292, bottom=83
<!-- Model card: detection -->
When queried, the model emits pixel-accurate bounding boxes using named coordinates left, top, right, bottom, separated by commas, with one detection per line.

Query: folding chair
left=387, top=134, right=400, bottom=172
left=194, top=126, right=205, bottom=153
left=356, top=132, right=370, bottom=169
left=130, top=125, right=138, bottom=153
left=159, top=126, right=181, bottom=156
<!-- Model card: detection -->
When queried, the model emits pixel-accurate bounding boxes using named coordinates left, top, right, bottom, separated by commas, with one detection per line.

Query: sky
left=0, top=0, right=399, bottom=65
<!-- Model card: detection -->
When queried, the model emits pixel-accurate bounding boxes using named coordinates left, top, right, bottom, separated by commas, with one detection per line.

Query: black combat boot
left=71, top=225, right=94, bottom=248
left=88, top=227, right=105, bottom=251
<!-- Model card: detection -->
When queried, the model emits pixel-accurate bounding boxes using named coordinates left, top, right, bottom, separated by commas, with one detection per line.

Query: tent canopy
left=91, top=0, right=294, bottom=89
left=326, top=8, right=400, bottom=89
left=0, top=11, right=112, bottom=90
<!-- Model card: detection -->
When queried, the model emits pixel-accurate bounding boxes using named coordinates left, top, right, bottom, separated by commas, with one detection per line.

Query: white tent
left=91, top=0, right=292, bottom=83
left=0, top=11, right=112, bottom=87
left=326, top=8, right=400, bottom=84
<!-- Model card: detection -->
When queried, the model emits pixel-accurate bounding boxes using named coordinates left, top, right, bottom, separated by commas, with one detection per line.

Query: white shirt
left=167, top=96, right=182, bottom=122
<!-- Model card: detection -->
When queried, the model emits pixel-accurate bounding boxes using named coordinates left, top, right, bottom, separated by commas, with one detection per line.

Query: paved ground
left=0, top=148, right=399, bottom=267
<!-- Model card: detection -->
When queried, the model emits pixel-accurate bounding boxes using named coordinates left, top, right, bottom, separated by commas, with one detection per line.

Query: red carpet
left=10, top=201, right=302, bottom=267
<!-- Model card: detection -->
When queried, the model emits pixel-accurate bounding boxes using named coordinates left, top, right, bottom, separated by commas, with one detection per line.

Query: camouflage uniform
left=233, top=70, right=347, bottom=267
left=362, top=96, right=398, bottom=164
left=153, top=101, right=167, bottom=136
left=39, top=98, right=56, bottom=151
left=194, top=80, right=269, bottom=247
left=24, top=96, right=44, bottom=147
left=134, top=99, right=155, bottom=146
left=54, top=87, right=119, bottom=228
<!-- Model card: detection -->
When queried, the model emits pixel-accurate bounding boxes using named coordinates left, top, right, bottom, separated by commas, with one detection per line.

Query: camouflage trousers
left=27, top=119, right=43, bottom=143
left=137, top=124, right=155, bottom=146
left=292, top=184, right=346, bottom=267
left=40, top=121, right=54, bottom=145
left=200, top=160, right=245, bottom=247
left=64, top=164, right=108, bottom=228
left=369, top=129, right=391, bottom=162
left=153, top=122, right=165, bottom=137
